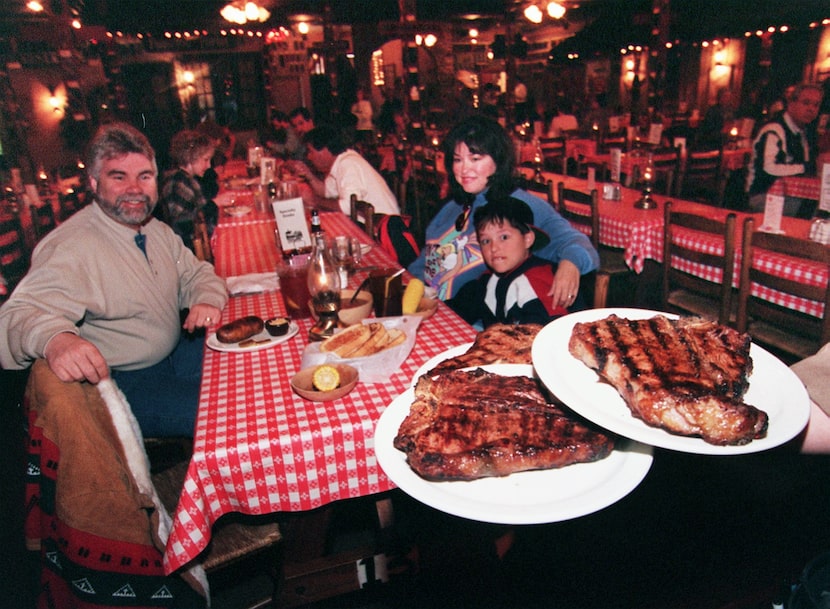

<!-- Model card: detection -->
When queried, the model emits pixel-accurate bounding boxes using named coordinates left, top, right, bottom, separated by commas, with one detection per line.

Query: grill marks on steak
left=427, top=323, right=543, bottom=375
left=568, top=314, right=767, bottom=446
left=394, top=368, right=614, bottom=481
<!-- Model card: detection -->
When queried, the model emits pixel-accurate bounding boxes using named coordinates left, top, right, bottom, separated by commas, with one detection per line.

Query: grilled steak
left=568, top=314, right=768, bottom=446
left=427, top=323, right=543, bottom=375
left=394, top=368, right=614, bottom=481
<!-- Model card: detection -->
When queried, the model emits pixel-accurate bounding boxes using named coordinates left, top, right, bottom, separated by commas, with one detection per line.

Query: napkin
left=226, top=272, right=278, bottom=295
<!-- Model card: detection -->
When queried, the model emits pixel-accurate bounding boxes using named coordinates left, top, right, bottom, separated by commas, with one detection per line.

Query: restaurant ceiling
left=3, top=0, right=827, bottom=41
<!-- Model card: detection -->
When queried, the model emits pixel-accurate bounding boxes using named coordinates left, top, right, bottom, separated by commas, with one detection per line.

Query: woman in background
left=408, top=114, right=598, bottom=308
left=159, top=130, right=217, bottom=251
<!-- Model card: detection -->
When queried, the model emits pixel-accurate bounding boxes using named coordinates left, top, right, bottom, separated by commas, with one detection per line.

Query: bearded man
left=0, top=122, right=227, bottom=437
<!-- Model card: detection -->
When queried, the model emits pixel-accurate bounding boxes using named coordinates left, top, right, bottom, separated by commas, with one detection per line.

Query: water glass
left=349, top=237, right=363, bottom=268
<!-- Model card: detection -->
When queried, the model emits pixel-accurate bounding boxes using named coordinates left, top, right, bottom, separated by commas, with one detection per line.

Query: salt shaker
left=809, top=216, right=830, bottom=245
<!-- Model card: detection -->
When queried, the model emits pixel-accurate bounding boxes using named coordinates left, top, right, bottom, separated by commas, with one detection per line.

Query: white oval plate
left=375, top=360, right=653, bottom=525
left=206, top=321, right=299, bottom=353
left=532, top=308, right=810, bottom=455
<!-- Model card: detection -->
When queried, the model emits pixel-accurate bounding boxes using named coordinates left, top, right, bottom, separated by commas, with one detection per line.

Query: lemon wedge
left=312, top=365, right=341, bottom=392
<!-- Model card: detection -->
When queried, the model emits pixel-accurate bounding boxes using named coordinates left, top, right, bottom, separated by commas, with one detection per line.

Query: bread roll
left=343, top=323, right=389, bottom=357
left=320, top=324, right=371, bottom=356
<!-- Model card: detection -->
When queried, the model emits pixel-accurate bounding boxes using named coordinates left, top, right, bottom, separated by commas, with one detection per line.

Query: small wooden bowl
left=410, top=297, right=439, bottom=319
left=290, top=364, right=359, bottom=402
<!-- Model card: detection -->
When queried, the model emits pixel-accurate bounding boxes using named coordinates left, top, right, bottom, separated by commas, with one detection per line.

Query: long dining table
left=162, top=205, right=476, bottom=574
left=522, top=168, right=826, bottom=319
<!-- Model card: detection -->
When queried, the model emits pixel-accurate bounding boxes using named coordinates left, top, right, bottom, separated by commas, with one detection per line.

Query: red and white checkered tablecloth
left=163, top=210, right=477, bottom=574
left=531, top=170, right=824, bottom=317
left=768, top=176, right=821, bottom=201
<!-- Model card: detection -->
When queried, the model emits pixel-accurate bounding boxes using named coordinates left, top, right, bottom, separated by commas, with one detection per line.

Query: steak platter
left=395, top=323, right=615, bottom=482
left=394, top=368, right=615, bottom=481
left=427, top=323, right=544, bottom=375
left=568, top=314, right=768, bottom=446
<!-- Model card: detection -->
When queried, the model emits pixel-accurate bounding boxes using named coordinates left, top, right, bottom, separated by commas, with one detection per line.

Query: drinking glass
left=349, top=237, right=363, bottom=268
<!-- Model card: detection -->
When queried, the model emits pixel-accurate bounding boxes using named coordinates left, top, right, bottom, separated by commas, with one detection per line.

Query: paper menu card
left=272, top=197, right=312, bottom=254
left=647, top=123, right=663, bottom=145
left=609, top=148, right=622, bottom=183
left=760, top=193, right=785, bottom=234
left=820, top=163, right=830, bottom=214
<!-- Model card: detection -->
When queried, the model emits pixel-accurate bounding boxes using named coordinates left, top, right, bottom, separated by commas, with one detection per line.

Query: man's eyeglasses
left=455, top=204, right=471, bottom=232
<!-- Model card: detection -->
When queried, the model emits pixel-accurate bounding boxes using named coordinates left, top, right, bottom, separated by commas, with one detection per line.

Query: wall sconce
left=415, top=33, right=437, bottom=48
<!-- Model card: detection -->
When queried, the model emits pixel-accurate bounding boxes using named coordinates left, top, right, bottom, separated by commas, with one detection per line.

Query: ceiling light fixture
left=523, top=1, right=566, bottom=24
left=220, top=1, right=270, bottom=25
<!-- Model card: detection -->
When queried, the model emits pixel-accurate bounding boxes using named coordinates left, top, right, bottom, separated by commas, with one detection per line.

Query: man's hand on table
left=44, top=332, right=110, bottom=384
left=183, top=303, right=223, bottom=333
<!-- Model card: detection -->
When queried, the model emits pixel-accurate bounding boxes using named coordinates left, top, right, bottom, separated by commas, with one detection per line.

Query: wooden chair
left=152, top=461, right=283, bottom=606
left=538, top=135, right=567, bottom=174
left=557, top=182, right=631, bottom=309
left=646, top=146, right=682, bottom=196
left=575, top=159, right=609, bottom=183
left=350, top=194, right=375, bottom=238
left=600, top=129, right=627, bottom=152
left=517, top=175, right=555, bottom=208
left=661, top=201, right=737, bottom=326
left=30, top=202, right=57, bottom=241
left=678, top=148, right=725, bottom=206
left=0, top=213, right=29, bottom=296
left=408, top=149, right=442, bottom=239
left=192, top=210, right=213, bottom=263
left=736, top=217, right=830, bottom=363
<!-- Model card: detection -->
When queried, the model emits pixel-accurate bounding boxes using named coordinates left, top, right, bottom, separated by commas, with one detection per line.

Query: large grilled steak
left=427, top=323, right=543, bottom=375
left=394, top=368, right=614, bottom=481
left=568, top=314, right=768, bottom=446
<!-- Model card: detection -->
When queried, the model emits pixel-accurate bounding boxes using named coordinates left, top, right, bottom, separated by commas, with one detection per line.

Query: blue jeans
left=111, top=332, right=204, bottom=438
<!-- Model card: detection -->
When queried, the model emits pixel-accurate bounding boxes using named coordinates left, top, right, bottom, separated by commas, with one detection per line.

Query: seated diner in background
left=407, top=114, right=599, bottom=307
left=745, top=82, right=823, bottom=217
left=292, top=123, right=401, bottom=216
left=263, top=108, right=302, bottom=160
left=0, top=122, right=227, bottom=438
left=446, top=196, right=575, bottom=327
left=159, top=129, right=219, bottom=251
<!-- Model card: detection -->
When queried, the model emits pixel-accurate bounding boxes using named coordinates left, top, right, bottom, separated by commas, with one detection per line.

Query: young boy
left=447, top=196, right=572, bottom=327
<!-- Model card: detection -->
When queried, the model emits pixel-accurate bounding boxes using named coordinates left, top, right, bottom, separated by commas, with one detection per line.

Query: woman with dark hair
left=159, top=129, right=217, bottom=251
left=407, top=114, right=598, bottom=307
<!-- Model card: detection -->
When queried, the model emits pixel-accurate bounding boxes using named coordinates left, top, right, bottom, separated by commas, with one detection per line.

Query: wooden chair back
left=408, top=148, right=442, bottom=239
left=736, top=217, right=830, bottom=362
left=350, top=194, right=375, bottom=238
left=648, top=146, right=682, bottom=196
left=0, top=213, right=29, bottom=294
left=30, top=202, right=57, bottom=241
left=538, top=135, right=567, bottom=174
left=518, top=176, right=555, bottom=208
left=661, top=201, right=737, bottom=325
left=557, top=182, right=599, bottom=249
left=192, top=210, right=213, bottom=263
left=678, top=148, right=724, bottom=205
left=601, top=130, right=627, bottom=152
left=557, top=181, right=632, bottom=308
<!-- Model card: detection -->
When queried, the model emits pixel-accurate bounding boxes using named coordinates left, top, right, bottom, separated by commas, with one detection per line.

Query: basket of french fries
left=300, top=316, right=422, bottom=383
